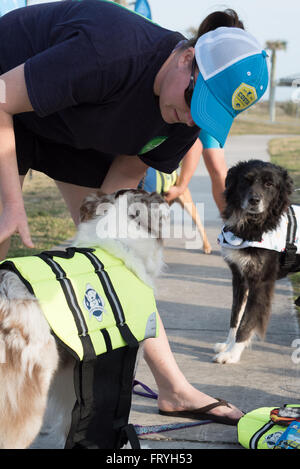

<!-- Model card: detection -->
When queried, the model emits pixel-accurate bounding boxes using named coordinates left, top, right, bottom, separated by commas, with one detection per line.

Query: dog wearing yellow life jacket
left=0, top=189, right=168, bottom=449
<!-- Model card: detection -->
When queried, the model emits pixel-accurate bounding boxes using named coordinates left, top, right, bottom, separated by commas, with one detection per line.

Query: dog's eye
left=98, top=208, right=109, bottom=216
left=264, top=181, right=273, bottom=188
left=129, top=210, right=141, bottom=219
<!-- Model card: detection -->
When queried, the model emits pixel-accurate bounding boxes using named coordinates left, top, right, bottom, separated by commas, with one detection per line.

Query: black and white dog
left=214, top=159, right=300, bottom=364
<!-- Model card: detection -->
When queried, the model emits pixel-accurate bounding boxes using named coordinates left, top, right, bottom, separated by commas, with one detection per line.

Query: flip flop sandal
left=159, top=398, right=242, bottom=426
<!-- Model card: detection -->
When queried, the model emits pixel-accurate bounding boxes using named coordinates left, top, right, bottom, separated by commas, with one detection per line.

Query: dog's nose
left=248, top=194, right=260, bottom=206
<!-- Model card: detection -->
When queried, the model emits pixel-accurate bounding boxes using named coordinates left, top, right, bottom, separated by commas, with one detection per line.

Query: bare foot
left=157, top=384, right=243, bottom=421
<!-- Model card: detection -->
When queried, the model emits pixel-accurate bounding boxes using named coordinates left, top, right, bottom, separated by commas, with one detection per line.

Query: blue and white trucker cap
left=191, top=27, right=269, bottom=147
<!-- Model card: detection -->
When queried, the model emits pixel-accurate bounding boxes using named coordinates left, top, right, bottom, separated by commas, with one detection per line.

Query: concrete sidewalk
left=129, top=135, right=300, bottom=449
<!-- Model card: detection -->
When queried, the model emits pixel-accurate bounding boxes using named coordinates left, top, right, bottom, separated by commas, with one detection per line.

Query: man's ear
left=177, top=47, right=194, bottom=69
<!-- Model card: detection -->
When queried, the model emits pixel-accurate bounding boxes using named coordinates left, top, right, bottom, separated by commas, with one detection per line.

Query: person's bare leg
left=143, top=314, right=243, bottom=419
left=54, top=180, right=100, bottom=225
left=0, top=175, right=26, bottom=261
left=202, top=148, right=227, bottom=214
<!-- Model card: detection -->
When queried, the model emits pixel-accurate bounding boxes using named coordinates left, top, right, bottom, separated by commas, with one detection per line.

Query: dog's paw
left=214, top=342, right=228, bottom=353
left=213, top=350, right=241, bottom=364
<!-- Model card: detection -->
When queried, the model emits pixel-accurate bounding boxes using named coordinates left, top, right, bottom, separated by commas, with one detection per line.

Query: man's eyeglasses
left=184, top=57, right=196, bottom=109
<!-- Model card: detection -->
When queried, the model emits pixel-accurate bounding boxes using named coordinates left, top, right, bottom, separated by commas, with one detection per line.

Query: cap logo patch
left=232, top=83, right=257, bottom=111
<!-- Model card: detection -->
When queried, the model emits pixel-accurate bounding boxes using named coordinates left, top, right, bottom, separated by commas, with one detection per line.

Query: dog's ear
left=79, top=191, right=110, bottom=222
left=148, top=192, right=170, bottom=239
left=276, top=167, right=294, bottom=211
left=222, top=163, right=244, bottom=220
left=225, top=163, right=242, bottom=189
left=223, top=164, right=240, bottom=202
left=280, top=168, right=294, bottom=196
left=126, top=191, right=169, bottom=240
left=265, top=166, right=294, bottom=222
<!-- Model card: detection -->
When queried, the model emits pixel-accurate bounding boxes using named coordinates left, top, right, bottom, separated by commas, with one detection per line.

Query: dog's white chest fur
left=221, top=246, right=255, bottom=273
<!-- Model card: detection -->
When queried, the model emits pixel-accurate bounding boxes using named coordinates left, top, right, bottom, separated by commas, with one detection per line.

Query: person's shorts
left=199, top=129, right=221, bottom=149
left=14, top=116, right=115, bottom=188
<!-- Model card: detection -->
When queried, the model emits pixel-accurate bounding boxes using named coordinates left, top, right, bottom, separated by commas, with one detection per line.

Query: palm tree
left=265, top=40, right=287, bottom=122
left=186, top=26, right=197, bottom=39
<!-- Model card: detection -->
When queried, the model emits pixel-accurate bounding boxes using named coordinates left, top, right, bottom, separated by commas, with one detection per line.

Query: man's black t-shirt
left=0, top=0, right=200, bottom=173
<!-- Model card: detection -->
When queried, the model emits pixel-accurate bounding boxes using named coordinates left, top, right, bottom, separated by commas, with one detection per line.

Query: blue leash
left=132, top=380, right=158, bottom=399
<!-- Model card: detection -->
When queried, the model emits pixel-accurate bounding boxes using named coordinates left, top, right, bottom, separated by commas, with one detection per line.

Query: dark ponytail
left=197, top=9, right=244, bottom=37
left=177, top=9, right=244, bottom=50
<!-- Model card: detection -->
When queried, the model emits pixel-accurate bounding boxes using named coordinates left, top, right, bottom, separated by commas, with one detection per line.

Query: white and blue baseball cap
left=191, top=27, right=269, bottom=147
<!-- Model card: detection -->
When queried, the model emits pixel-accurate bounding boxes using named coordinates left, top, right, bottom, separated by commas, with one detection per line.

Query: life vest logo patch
left=232, top=83, right=257, bottom=111
left=83, top=284, right=106, bottom=322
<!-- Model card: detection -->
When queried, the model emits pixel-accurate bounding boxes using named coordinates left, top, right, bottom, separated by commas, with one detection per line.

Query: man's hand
left=0, top=202, right=34, bottom=248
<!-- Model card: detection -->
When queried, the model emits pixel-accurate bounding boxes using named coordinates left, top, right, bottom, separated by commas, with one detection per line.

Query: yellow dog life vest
left=0, top=246, right=159, bottom=449
left=0, top=246, right=158, bottom=360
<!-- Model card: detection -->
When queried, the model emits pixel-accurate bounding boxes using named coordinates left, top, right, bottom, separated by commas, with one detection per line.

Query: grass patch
left=231, top=101, right=300, bottom=136
left=269, top=137, right=300, bottom=204
left=268, top=136, right=300, bottom=319
left=7, top=171, right=76, bottom=258
left=231, top=118, right=300, bottom=136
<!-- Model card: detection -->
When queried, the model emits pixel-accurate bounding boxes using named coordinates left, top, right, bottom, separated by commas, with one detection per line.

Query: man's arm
left=0, top=64, right=34, bottom=248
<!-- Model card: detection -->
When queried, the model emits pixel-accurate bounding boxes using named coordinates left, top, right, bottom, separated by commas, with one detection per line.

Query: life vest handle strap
left=280, top=206, right=298, bottom=274
left=35, top=247, right=95, bottom=260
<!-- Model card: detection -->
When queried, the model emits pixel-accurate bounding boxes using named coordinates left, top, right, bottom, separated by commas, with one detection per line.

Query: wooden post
left=265, top=40, right=287, bottom=124
left=269, top=49, right=276, bottom=123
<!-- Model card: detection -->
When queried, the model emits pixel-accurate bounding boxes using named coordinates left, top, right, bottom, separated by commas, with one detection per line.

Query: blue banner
left=0, top=0, right=26, bottom=16
left=134, top=0, right=151, bottom=20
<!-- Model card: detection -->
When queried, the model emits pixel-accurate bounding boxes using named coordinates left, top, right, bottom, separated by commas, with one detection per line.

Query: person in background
left=163, top=129, right=227, bottom=214
left=141, top=129, right=226, bottom=255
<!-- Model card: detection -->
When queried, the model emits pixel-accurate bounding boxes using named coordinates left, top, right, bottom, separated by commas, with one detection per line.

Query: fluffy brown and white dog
left=0, top=189, right=168, bottom=449
left=214, top=159, right=298, bottom=364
